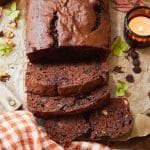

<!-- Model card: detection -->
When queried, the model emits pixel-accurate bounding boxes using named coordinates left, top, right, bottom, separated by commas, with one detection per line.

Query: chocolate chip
left=125, top=48, right=139, bottom=60
left=133, top=59, right=140, bottom=66
left=131, top=51, right=139, bottom=59
left=133, top=67, right=142, bottom=74
left=0, top=31, right=4, bottom=37
left=126, top=74, right=134, bottom=83
left=113, top=66, right=124, bottom=73
left=147, top=113, right=150, bottom=117
left=148, top=92, right=150, bottom=98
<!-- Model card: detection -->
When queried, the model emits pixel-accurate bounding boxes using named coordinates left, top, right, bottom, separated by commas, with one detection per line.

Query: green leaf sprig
left=5, top=2, right=20, bottom=20
left=111, top=36, right=128, bottom=57
left=116, top=80, right=128, bottom=97
left=0, top=39, right=13, bottom=56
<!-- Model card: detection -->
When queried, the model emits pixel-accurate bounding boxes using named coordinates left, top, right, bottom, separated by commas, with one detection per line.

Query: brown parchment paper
left=108, top=1, right=150, bottom=140
left=0, top=0, right=149, bottom=140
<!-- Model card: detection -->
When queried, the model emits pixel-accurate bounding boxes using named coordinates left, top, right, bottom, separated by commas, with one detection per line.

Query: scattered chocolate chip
left=148, top=92, right=150, bottom=98
left=131, top=51, right=139, bottom=59
left=147, top=113, right=150, bottom=117
left=133, top=67, right=142, bottom=74
left=126, top=74, right=135, bottom=83
left=0, top=31, right=4, bottom=37
left=125, top=48, right=142, bottom=75
left=113, top=66, right=124, bottom=73
left=133, top=59, right=140, bottom=66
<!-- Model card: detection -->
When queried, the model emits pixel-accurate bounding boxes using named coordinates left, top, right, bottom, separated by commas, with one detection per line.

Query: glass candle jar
left=124, top=6, right=150, bottom=48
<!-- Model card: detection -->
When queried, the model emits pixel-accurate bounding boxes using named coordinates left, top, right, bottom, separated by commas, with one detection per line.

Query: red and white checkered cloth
left=0, top=111, right=110, bottom=150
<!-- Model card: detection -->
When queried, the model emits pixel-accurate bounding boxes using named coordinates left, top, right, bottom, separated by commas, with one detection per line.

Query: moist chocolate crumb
left=133, top=59, right=140, bottom=66
left=113, top=66, right=124, bottom=73
left=126, top=74, right=134, bottom=83
left=133, top=67, right=142, bottom=74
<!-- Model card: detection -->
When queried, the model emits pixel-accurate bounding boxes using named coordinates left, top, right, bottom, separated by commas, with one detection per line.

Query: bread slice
left=26, top=0, right=111, bottom=62
left=27, top=86, right=110, bottom=118
left=45, top=115, right=90, bottom=144
left=44, top=98, right=133, bottom=144
left=26, top=62, right=109, bottom=97
left=89, top=98, right=133, bottom=139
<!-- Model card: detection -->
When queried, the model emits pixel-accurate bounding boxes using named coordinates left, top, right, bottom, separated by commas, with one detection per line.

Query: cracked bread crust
left=27, top=86, right=110, bottom=118
left=25, top=62, right=109, bottom=97
left=26, top=0, right=111, bottom=62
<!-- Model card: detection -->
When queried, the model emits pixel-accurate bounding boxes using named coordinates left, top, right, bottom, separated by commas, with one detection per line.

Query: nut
left=102, top=110, right=108, bottom=115
left=0, top=71, right=8, bottom=77
left=124, top=100, right=128, bottom=105
left=4, top=30, right=14, bottom=39
left=0, top=71, right=10, bottom=82
left=6, top=39, right=15, bottom=47
left=102, top=131, right=106, bottom=134
left=9, top=21, right=17, bottom=29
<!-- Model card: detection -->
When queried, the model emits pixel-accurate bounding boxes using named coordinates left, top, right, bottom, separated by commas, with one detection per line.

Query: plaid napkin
left=0, top=111, right=110, bottom=150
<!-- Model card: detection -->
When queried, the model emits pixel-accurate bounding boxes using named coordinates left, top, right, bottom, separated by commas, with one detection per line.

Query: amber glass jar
left=0, top=0, right=10, bottom=6
left=124, top=6, right=150, bottom=48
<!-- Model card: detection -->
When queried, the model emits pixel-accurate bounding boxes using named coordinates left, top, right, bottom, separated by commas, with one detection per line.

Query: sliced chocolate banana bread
left=89, top=98, right=133, bottom=140
left=44, top=98, right=133, bottom=144
left=26, top=0, right=111, bottom=62
left=27, top=86, right=110, bottom=118
left=45, top=115, right=90, bottom=144
left=26, top=62, right=109, bottom=97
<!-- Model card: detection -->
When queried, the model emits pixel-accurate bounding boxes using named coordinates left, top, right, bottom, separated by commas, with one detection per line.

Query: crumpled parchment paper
left=108, top=1, right=150, bottom=140
left=0, top=0, right=149, bottom=141
left=0, top=0, right=26, bottom=111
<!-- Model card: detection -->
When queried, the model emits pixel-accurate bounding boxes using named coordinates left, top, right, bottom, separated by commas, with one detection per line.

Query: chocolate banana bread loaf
left=27, top=86, right=110, bottom=118
left=26, top=0, right=111, bottom=62
left=89, top=98, right=133, bottom=139
left=45, top=115, right=90, bottom=144
left=26, top=62, right=109, bottom=97
left=44, top=98, right=133, bottom=144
